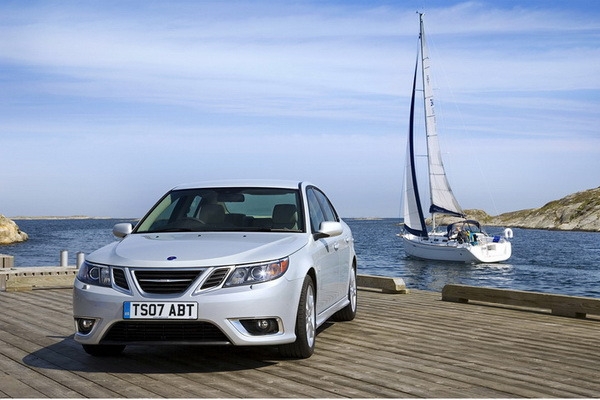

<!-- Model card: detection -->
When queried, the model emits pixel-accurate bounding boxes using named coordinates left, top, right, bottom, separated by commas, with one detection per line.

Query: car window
left=307, top=189, right=325, bottom=233
left=306, top=187, right=339, bottom=233
left=314, top=188, right=338, bottom=222
left=136, top=187, right=304, bottom=233
left=139, top=193, right=185, bottom=228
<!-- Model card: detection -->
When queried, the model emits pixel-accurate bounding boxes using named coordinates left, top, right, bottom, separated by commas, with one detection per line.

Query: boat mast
left=418, top=12, right=436, bottom=231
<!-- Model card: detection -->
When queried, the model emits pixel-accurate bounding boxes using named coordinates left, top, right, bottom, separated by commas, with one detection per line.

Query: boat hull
left=402, top=234, right=511, bottom=263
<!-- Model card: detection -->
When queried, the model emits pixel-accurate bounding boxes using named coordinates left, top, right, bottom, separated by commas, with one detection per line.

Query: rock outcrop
left=0, top=215, right=29, bottom=244
left=434, top=187, right=600, bottom=232
left=490, top=187, right=600, bottom=231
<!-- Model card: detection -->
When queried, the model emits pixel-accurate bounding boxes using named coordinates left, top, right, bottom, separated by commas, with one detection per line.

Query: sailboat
left=401, top=13, right=513, bottom=263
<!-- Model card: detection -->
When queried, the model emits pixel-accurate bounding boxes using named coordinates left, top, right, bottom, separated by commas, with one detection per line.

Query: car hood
left=87, top=232, right=309, bottom=267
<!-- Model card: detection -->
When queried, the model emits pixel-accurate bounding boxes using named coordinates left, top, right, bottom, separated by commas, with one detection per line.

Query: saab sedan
left=73, top=180, right=357, bottom=358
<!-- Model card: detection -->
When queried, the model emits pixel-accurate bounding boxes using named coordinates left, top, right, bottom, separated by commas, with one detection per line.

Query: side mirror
left=313, top=221, right=343, bottom=240
left=113, top=223, right=133, bottom=238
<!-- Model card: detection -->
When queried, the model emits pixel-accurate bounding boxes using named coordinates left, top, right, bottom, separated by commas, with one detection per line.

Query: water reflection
left=400, top=259, right=516, bottom=292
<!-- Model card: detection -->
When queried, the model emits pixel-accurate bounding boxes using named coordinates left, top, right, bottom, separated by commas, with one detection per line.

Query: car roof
left=171, top=179, right=308, bottom=191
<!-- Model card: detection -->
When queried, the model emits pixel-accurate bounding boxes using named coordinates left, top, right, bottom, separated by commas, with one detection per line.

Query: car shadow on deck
left=23, top=322, right=335, bottom=374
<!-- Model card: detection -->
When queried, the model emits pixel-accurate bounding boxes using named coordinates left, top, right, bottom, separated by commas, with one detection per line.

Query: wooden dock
left=1, top=285, right=600, bottom=398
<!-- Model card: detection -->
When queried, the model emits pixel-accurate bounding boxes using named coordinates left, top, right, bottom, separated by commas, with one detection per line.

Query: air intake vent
left=102, top=321, right=230, bottom=343
left=134, top=269, right=204, bottom=294
left=113, top=268, right=129, bottom=290
left=201, top=268, right=230, bottom=290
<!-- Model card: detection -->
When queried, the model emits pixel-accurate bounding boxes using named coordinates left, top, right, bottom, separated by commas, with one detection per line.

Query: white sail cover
left=419, top=16, right=464, bottom=218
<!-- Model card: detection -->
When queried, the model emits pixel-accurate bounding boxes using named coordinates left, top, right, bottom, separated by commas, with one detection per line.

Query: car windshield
left=135, top=187, right=304, bottom=233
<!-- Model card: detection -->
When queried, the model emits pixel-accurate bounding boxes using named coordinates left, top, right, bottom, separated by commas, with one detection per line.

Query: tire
left=279, top=275, right=316, bottom=359
left=332, top=265, right=357, bottom=322
left=82, top=344, right=125, bottom=357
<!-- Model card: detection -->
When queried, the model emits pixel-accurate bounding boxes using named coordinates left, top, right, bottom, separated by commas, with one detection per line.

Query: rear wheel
left=279, top=275, right=316, bottom=359
left=332, top=265, right=357, bottom=321
left=82, top=344, right=125, bottom=356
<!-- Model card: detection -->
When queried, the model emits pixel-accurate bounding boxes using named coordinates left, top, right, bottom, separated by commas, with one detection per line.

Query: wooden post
left=0, top=254, right=13, bottom=290
left=60, top=250, right=68, bottom=267
left=1, top=254, right=14, bottom=268
left=76, top=252, right=85, bottom=268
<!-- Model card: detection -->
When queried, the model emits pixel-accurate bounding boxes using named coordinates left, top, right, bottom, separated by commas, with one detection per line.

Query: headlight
left=224, top=258, right=289, bottom=287
left=77, top=261, right=112, bottom=287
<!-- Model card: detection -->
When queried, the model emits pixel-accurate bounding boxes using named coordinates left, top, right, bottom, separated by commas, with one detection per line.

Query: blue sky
left=1, top=0, right=599, bottom=218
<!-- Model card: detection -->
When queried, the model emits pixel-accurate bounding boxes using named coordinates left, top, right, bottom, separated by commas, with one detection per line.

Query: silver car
left=73, top=180, right=357, bottom=358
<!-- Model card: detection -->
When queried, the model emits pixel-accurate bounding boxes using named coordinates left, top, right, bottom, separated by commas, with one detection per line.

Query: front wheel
left=279, top=275, right=316, bottom=359
left=332, top=265, right=357, bottom=321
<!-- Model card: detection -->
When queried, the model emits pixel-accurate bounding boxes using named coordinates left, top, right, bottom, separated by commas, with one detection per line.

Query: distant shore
left=7, top=185, right=600, bottom=232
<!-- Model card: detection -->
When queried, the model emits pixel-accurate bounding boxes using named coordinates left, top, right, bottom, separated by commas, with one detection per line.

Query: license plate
left=123, top=302, right=198, bottom=319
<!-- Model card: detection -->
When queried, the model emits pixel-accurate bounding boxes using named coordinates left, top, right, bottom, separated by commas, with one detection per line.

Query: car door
left=311, top=188, right=351, bottom=301
left=306, top=187, right=345, bottom=313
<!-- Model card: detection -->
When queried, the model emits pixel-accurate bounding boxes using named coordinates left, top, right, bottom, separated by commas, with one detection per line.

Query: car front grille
left=133, top=269, right=205, bottom=294
left=101, top=321, right=230, bottom=344
left=200, top=267, right=230, bottom=290
left=113, top=268, right=129, bottom=290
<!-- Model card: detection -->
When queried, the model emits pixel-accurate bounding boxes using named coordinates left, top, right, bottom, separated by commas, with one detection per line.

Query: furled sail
left=419, top=15, right=464, bottom=218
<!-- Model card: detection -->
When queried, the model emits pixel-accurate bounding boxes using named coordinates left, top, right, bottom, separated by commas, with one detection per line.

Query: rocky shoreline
left=435, top=187, right=600, bottom=232
left=0, top=215, right=29, bottom=245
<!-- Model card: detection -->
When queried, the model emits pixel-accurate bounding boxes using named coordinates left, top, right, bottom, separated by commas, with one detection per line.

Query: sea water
left=3, top=218, right=600, bottom=298
left=349, top=218, right=600, bottom=298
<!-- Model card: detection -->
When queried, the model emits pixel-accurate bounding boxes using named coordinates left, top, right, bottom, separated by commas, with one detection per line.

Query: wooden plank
left=0, top=267, right=78, bottom=291
left=1, top=287, right=600, bottom=397
left=0, top=371, right=46, bottom=398
left=1, top=271, right=404, bottom=293
left=442, top=284, right=600, bottom=318
left=329, top=291, right=600, bottom=398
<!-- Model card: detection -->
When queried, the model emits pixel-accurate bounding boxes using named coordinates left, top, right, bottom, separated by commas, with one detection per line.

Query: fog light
left=257, top=319, right=270, bottom=330
left=76, top=318, right=96, bottom=334
left=240, top=318, right=279, bottom=335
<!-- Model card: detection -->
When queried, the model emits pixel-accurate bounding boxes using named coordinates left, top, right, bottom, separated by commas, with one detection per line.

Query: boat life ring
left=503, top=228, right=514, bottom=239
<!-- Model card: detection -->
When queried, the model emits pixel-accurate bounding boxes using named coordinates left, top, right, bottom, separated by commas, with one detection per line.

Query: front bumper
left=73, top=271, right=303, bottom=347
